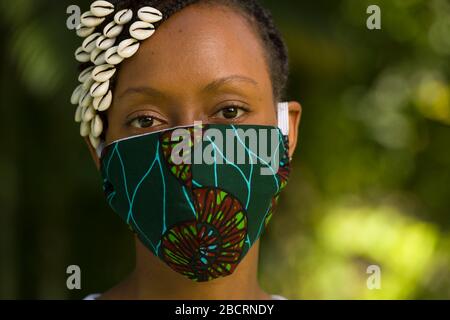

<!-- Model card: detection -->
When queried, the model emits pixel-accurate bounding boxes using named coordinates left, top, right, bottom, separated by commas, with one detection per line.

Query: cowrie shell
left=138, top=7, right=163, bottom=23
left=79, top=88, right=93, bottom=108
left=129, top=21, right=155, bottom=41
left=82, top=76, right=95, bottom=90
left=96, top=35, right=116, bottom=50
left=114, top=9, right=133, bottom=25
left=90, top=48, right=106, bottom=65
left=90, top=80, right=109, bottom=98
left=93, top=90, right=112, bottom=111
left=103, top=21, right=123, bottom=38
left=117, top=38, right=140, bottom=58
left=82, top=32, right=101, bottom=53
left=78, top=66, right=94, bottom=83
left=77, top=86, right=88, bottom=102
left=91, top=1, right=114, bottom=17
left=76, top=24, right=95, bottom=38
left=80, top=120, right=91, bottom=137
left=74, top=104, right=83, bottom=122
left=75, top=47, right=90, bottom=63
left=89, top=134, right=101, bottom=149
left=105, top=46, right=124, bottom=65
left=92, top=64, right=116, bottom=82
left=91, top=115, right=104, bottom=138
left=81, top=11, right=105, bottom=27
left=82, top=105, right=96, bottom=122
left=71, top=84, right=83, bottom=105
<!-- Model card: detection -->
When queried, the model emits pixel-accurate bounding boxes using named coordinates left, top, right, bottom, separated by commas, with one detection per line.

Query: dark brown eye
left=222, top=107, right=238, bottom=119
left=219, top=106, right=245, bottom=119
left=129, top=116, right=161, bottom=129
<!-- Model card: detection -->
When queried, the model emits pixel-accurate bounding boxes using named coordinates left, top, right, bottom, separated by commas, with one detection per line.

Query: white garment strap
left=277, top=101, right=289, bottom=135
left=96, top=140, right=105, bottom=158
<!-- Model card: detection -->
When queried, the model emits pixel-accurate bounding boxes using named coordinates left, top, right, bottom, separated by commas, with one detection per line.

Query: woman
left=72, top=0, right=301, bottom=300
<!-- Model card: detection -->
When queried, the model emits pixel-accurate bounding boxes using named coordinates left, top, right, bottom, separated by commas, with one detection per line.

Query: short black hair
left=80, top=0, right=290, bottom=102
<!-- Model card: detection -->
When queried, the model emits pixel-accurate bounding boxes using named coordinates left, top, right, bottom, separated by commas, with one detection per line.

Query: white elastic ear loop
left=277, top=102, right=289, bottom=135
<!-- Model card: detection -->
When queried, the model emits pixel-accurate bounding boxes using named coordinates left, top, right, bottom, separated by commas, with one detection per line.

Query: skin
left=86, top=3, right=302, bottom=300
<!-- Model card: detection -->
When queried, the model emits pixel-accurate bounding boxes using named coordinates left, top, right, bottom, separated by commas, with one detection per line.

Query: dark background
left=0, top=0, right=449, bottom=299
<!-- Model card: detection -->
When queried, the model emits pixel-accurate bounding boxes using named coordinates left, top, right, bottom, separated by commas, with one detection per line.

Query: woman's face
left=104, top=3, right=278, bottom=144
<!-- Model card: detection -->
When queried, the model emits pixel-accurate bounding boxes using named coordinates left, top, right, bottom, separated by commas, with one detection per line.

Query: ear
left=84, top=137, right=101, bottom=170
left=287, top=101, right=302, bottom=158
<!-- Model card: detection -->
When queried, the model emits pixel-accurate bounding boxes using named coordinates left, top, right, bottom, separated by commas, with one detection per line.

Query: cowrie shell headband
left=70, top=1, right=163, bottom=150
left=71, top=1, right=290, bottom=157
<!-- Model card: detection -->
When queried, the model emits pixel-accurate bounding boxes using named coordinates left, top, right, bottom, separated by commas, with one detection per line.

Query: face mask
left=98, top=103, right=291, bottom=282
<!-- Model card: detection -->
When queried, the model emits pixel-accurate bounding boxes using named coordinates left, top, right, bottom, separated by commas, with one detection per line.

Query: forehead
left=114, top=3, right=271, bottom=96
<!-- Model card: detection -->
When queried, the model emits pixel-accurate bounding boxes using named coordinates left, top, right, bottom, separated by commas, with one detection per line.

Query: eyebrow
left=202, top=75, right=259, bottom=93
left=118, top=75, right=259, bottom=100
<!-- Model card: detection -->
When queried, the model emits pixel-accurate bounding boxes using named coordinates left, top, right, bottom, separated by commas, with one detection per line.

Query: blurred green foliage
left=0, top=0, right=449, bottom=299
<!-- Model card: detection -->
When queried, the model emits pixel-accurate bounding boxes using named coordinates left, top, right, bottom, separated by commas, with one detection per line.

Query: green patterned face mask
left=99, top=119, right=291, bottom=282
